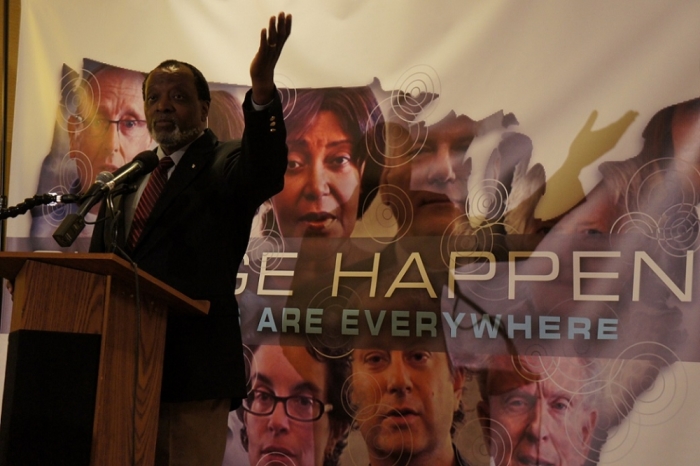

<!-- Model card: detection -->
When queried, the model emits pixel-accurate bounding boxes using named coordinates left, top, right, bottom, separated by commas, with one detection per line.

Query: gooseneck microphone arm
left=52, top=150, right=158, bottom=247
left=0, top=192, right=80, bottom=220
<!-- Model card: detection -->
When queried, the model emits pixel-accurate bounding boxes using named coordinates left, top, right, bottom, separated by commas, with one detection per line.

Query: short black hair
left=142, top=59, right=211, bottom=103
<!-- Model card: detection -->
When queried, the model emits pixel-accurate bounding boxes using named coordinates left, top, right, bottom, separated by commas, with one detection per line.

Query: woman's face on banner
left=272, top=110, right=362, bottom=239
left=244, top=345, right=333, bottom=466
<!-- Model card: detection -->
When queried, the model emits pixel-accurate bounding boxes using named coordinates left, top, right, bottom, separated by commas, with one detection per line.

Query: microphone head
left=133, top=150, right=159, bottom=174
left=95, top=171, right=115, bottom=184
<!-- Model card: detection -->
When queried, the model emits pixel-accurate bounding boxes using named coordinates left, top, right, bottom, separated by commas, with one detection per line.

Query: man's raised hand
left=250, top=12, right=292, bottom=105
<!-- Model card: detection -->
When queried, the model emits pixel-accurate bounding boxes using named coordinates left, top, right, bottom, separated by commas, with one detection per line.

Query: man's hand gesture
left=250, top=12, right=292, bottom=105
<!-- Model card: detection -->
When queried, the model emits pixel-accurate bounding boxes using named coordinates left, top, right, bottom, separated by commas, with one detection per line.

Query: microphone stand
left=0, top=192, right=80, bottom=220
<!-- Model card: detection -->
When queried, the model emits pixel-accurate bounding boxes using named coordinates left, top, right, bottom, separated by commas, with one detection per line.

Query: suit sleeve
left=223, top=88, right=288, bottom=208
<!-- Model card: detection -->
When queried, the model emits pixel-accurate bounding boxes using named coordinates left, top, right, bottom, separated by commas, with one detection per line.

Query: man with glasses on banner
left=233, top=343, right=352, bottom=466
left=30, top=64, right=152, bottom=247
left=90, top=13, right=292, bottom=466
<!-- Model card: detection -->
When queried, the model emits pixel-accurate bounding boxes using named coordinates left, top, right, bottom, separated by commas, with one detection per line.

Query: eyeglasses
left=243, top=389, right=333, bottom=422
left=79, top=117, right=148, bottom=139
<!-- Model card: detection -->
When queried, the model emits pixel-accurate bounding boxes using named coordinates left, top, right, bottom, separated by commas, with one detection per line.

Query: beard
left=150, top=121, right=201, bottom=150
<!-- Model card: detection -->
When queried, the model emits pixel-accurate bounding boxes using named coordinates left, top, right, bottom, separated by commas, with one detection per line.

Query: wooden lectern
left=0, top=252, right=209, bottom=466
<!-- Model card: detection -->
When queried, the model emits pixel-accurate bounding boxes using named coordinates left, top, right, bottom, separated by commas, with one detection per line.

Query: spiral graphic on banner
left=585, top=344, right=684, bottom=462
left=613, top=156, right=700, bottom=258
left=374, top=104, right=428, bottom=169
left=472, top=417, right=512, bottom=466
left=67, top=149, right=94, bottom=196
left=456, top=418, right=492, bottom=463
left=510, top=354, right=560, bottom=383
left=391, top=65, right=441, bottom=121
left=40, top=187, right=73, bottom=228
left=40, top=199, right=69, bottom=226
left=440, top=221, right=510, bottom=282
left=658, top=202, right=700, bottom=255
left=363, top=185, right=413, bottom=243
left=439, top=214, right=479, bottom=265
left=625, top=158, right=700, bottom=225
left=610, top=342, right=685, bottom=426
left=304, top=285, right=356, bottom=358
left=609, top=211, right=658, bottom=237
left=469, top=179, right=509, bottom=225
left=58, top=69, right=100, bottom=133
left=274, top=74, right=297, bottom=118
left=39, top=151, right=79, bottom=225
left=590, top=405, right=642, bottom=463
left=245, top=229, right=286, bottom=274
left=255, top=453, right=294, bottom=466
left=516, top=344, right=553, bottom=361
left=342, top=372, right=380, bottom=422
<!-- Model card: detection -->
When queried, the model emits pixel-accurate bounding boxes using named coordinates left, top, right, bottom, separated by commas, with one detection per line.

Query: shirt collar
left=155, top=130, right=205, bottom=165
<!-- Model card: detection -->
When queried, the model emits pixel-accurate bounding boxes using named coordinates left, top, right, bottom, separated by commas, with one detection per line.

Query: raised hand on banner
left=534, top=109, right=638, bottom=220
left=250, top=12, right=292, bottom=106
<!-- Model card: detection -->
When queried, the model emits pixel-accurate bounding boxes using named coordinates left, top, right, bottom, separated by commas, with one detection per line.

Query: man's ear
left=582, top=409, right=598, bottom=445
left=201, top=100, right=210, bottom=122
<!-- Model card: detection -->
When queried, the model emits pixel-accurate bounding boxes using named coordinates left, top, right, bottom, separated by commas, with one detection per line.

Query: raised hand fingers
left=264, top=12, right=291, bottom=50
left=250, top=12, right=292, bottom=104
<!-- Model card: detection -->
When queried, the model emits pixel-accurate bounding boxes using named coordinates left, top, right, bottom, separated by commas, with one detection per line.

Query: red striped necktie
left=127, top=155, right=174, bottom=249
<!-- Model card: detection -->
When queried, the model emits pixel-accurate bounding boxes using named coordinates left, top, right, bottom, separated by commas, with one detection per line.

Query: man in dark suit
left=90, top=12, right=292, bottom=466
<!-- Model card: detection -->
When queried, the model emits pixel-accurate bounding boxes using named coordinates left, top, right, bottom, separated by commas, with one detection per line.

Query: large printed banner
left=5, top=1, right=700, bottom=465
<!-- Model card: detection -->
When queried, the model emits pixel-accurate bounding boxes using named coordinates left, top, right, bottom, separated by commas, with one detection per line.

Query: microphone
left=102, top=150, right=159, bottom=192
left=79, top=170, right=115, bottom=201
left=53, top=150, right=159, bottom=247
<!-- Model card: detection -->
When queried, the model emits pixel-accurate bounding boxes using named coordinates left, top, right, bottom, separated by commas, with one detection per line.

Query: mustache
left=151, top=116, right=177, bottom=126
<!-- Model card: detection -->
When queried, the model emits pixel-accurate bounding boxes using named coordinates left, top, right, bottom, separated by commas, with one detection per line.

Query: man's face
left=143, top=65, right=209, bottom=155
left=350, top=347, right=464, bottom=463
left=479, top=356, right=598, bottom=466
left=244, top=345, right=334, bottom=466
left=69, top=68, right=151, bottom=192
left=380, top=114, right=475, bottom=238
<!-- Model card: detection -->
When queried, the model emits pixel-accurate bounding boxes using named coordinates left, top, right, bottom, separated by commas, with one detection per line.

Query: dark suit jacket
left=90, top=90, right=287, bottom=403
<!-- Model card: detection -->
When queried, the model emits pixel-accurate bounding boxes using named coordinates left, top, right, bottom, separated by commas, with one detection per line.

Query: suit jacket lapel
left=132, top=130, right=218, bottom=255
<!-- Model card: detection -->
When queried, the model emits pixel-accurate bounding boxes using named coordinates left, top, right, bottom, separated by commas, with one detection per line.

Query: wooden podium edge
left=0, top=252, right=209, bottom=316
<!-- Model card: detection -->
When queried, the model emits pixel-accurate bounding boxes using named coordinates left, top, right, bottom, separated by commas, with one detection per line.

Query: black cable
left=115, top=243, right=141, bottom=466
left=105, top=192, right=141, bottom=466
